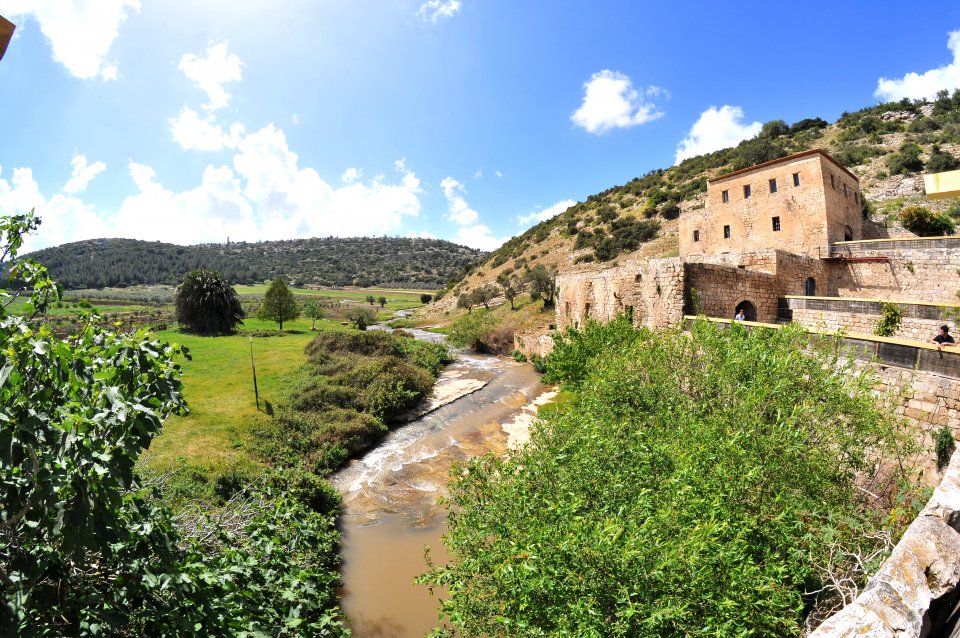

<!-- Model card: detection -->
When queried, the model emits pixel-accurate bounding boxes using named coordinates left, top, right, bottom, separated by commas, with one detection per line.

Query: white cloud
left=3, top=127, right=426, bottom=249
left=495, top=170, right=503, bottom=178
left=571, top=70, right=664, bottom=134
left=341, top=167, right=362, bottom=184
left=456, top=224, right=504, bottom=252
left=0, top=0, right=139, bottom=79
left=169, top=107, right=245, bottom=151
left=0, top=165, right=110, bottom=252
left=473, top=169, right=482, bottom=179
left=875, top=30, right=960, bottom=101
left=63, top=153, right=106, bottom=194
left=674, top=105, right=761, bottom=164
left=440, top=176, right=479, bottom=225
left=178, top=41, right=243, bottom=112
left=518, top=198, right=576, bottom=226
left=416, top=0, right=461, bottom=24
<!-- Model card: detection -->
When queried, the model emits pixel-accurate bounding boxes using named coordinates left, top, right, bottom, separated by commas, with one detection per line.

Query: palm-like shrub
left=175, top=269, right=244, bottom=334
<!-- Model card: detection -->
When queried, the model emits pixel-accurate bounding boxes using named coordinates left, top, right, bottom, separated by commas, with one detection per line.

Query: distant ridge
left=28, top=236, right=483, bottom=290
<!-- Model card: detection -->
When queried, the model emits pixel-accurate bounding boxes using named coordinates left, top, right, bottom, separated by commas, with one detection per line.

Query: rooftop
left=707, top=148, right=859, bottom=185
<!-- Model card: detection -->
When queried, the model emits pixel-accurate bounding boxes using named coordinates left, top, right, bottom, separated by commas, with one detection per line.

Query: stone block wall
left=828, top=248, right=960, bottom=304
left=513, top=330, right=555, bottom=360
left=555, top=257, right=685, bottom=331
left=791, top=308, right=946, bottom=341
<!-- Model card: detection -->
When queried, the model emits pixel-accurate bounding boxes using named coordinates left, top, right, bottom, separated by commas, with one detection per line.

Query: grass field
left=148, top=317, right=348, bottom=471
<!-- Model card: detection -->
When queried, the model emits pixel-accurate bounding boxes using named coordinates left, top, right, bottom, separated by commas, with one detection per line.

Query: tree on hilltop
left=175, top=269, right=244, bottom=335
left=258, top=278, right=300, bottom=330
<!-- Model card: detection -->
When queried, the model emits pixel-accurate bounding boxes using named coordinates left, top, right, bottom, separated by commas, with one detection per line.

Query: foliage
left=832, top=144, right=886, bottom=168
left=302, top=297, right=329, bottom=330
left=759, top=119, right=790, bottom=138
left=422, top=319, right=911, bottom=637
left=542, top=314, right=642, bottom=388
left=512, top=349, right=527, bottom=362
left=447, top=310, right=500, bottom=352
left=470, top=284, right=497, bottom=309
left=377, top=295, right=388, bottom=308
left=28, top=236, right=482, bottom=290
left=936, top=426, right=955, bottom=471
left=457, top=292, right=473, bottom=313
left=498, top=274, right=520, bottom=310
left=900, top=205, right=955, bottom=236
left=529, top=354, right=548, bottom=373
left=886, top=142, right=925, bottom=175
left=420, top=293, right=433, bottom=304
left=874, top=302, right=904, bottom=337
left=257, top=278, right=300, bottom=330
left=345, top=306, right=377, bottom=330
left=524, top=264, right=558, bottom=307
left=0, top=213, right=350, bottom=636
left=926, top=144, right=960, bottom=172
left=174, top=268, right=244, bottom=334
left=254, top=331, right=447, bottom=473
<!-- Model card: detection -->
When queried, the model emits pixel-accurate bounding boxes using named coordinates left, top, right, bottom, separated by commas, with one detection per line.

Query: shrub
left=448, top=310, right=499, bottom=351
left=420, top=293, right=433, bottom=304
left=936, top=426, right=955, bottom=471
left=422, top=320, right=911, bottom=636
left=900, top=205, right=955, bottom=236
left=926, top=144, right=960, bottom=172
left=886, top=142, right=925, bottom=175
left=659, top=202, right=681, bottom=219
left=874, top=302, right=903, bottom=337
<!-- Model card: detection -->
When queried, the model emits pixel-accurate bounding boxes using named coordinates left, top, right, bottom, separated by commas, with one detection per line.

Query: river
left=332, top=328, right=551, bottom=637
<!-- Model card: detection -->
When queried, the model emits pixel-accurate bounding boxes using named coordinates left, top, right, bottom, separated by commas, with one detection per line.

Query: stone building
left=680, top=149, right=863, bottom=258
left=555, top=148, right=960, bottom=331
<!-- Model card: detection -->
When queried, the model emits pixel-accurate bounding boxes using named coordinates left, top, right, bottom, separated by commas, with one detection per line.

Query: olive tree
left=257, top=278, right=299, bottom=330
left=174, top=269, right=244, bottom=334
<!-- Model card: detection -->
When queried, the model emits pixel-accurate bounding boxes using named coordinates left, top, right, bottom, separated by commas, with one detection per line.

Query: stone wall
left=828, top=247, right=960, bottom=304
left=555, top=257, right=685, bottom=331
left=791, top=308, right=946, bottom=341
left=513, top=330, right=555, bottom=360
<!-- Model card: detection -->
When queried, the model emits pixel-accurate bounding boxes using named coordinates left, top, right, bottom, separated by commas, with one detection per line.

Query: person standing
left=734, top=308, right=746, bottom=321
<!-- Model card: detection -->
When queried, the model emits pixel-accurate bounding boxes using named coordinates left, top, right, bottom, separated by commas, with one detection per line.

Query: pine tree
left=257, top=278, right=299, bottom=330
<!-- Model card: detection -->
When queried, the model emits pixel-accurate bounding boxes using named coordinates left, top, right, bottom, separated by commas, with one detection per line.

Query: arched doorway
left=843, top=225, right=853, bottom=242
left=805, top=277, right=816, bottom=296
left=735, top=300, right=757, bottom=322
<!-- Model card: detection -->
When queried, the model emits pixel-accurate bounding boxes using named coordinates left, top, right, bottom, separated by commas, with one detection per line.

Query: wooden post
left=249, top=336, right=260, bottom=410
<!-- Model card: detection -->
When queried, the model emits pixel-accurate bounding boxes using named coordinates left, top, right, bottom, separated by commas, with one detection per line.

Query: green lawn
left=148, top=318, right=346, bottom=471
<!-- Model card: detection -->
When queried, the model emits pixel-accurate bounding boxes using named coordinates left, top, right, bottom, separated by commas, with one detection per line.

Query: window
left=830, top=174, right=836, bottom=189
left=723, top=225, right=731, bottom=239
left=584, top=303, right=591, bottom=318
left=792, top=172, right=800, bottom=187
left=565, top=302, right=571, bottom=316
left=693, top=230, right=700, bottom=242
left=769, top=178, right=777, bottom=193
left=743, top=184, right=751, bottom=198
left=722, top=190, right=729, bottom=203
left=772, top=216, right=781, bottom=232
left=634, top=273, right=642, bottom=282
left=843, top=183, right=848, bottom=196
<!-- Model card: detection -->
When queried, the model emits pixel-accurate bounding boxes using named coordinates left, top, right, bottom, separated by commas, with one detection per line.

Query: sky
left=2, top=1, right=960, bottom=253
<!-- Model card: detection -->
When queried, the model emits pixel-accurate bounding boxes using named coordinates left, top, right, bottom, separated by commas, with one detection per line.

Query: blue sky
left=1, top=0, right=960, bottom=252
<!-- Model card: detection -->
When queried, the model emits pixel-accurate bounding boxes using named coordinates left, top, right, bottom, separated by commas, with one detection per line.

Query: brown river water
left=332, top=330, right=550, bottom=637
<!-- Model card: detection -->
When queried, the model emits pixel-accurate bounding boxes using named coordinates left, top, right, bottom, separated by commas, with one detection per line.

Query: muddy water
left=333, top=346, right=549, bottom=637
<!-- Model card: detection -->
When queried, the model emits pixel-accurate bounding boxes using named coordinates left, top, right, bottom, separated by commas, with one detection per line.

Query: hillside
left=442, top=91, right=960, bottom=304
left=27, top=236, right=483, bottom=290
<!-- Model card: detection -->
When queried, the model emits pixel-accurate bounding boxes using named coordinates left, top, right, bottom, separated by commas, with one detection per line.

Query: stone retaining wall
left=513, top=330, right=555, bottom=360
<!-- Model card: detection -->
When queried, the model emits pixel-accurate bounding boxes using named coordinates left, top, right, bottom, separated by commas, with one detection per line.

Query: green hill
left=28, top=236, right=483, bottom=290
left=447, top=92, right=960, bottom=299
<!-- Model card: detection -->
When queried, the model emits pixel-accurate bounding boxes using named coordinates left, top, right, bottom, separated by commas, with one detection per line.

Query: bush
left=420, top=293, right=433, bottom=304
left=874, top=302, right=903, bottom=337
left=448, top=310, right=499, bottom=351
left=936, top=426, right=955, bottom=471
left=900, top=205, right=955, bottom=236
left=422, top=319, right=912, bottom=636
left=886, top=142, right=925, bottom=175
left=926, top=144, right=960, bottom=172
left=659, top=202, right=681, bottom=219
